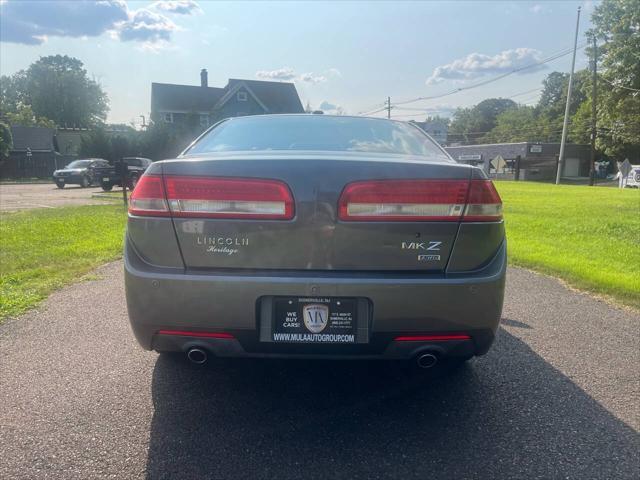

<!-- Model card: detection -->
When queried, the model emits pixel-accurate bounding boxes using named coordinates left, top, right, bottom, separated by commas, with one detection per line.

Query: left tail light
left=129, top=175, right=294, bottom=220
left=129, top=175, right=170, bottom=216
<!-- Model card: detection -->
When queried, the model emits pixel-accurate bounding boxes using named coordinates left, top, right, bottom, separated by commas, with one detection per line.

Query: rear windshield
left=184, top=116, right=450, bottom=159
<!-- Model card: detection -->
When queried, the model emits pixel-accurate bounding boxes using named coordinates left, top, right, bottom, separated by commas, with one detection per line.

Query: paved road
left=0, top=183, right=119, bottom=211
left=0, top=262, right=638, bottom=479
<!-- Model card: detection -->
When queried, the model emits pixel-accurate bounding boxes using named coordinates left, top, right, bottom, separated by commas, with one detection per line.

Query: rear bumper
left=124, top=237, right=506, bottom=360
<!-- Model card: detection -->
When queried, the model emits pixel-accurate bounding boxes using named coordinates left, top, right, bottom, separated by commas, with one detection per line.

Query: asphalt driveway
left=0, top=183, right=119, bottom=211
left=0, top=262, right=638, bottom=479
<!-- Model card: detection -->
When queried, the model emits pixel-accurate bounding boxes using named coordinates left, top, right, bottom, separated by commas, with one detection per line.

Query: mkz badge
left=303, top=304, right=329, bottom=333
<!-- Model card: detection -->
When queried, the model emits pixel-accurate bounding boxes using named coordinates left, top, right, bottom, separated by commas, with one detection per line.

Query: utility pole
left=589, top=35, right=598, bottom=186
left=387, top=97, right=392, bottom=119
left=556, top=6, right=581, bottom=185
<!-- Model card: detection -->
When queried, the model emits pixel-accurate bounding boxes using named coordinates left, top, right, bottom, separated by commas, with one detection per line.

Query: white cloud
left=0, top=0, right=187, bottom=49
left=255, top=67, right=297, bottom=81
left=530, top=4, right=543, bottom=14
left=118, top=8, right=179, bottom=43
left=426, top=48, right=547, bottom=85
left=256, top=67, right=341, bottom=84
left=299, top=72, right=327, bottom=84
left=151, top=1, right=202, bottom=15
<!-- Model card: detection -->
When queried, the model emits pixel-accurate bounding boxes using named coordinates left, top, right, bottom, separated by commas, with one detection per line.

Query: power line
left=599, top=76, right=640, bottom=93
left=389, top=43, right=588, bottom=109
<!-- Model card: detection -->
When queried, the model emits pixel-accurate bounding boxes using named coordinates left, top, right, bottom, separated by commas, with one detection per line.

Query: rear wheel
left=101, top=183, right=113, bottom=191
left=55, top=180, right=65, bottom=189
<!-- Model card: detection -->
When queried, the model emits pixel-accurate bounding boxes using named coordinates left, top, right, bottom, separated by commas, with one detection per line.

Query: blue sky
left=0, top=0, right=597, bottom=125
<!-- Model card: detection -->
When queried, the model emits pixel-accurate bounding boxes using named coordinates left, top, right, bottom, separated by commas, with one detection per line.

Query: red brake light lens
left=129, top=175, right=170, bottom=216
left=163, top=176, right=294, bottom=219
left=338, top=179, right=469, bottom=221
left=462, top=180, right=503, bottom=222
left=338, top=179, right=502, bottom=222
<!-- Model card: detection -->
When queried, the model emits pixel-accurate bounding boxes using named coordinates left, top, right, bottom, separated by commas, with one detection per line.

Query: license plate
left=102, top=177, right=110, bottom=182
left=271, top=297, right=358, bottom=343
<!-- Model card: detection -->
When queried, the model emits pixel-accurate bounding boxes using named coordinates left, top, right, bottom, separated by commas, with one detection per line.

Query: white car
left=623, top=165, right=640, bottom=188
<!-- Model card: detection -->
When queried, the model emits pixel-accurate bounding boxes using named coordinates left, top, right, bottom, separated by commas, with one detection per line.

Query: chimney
left=200, top=69, right=208, bottom=88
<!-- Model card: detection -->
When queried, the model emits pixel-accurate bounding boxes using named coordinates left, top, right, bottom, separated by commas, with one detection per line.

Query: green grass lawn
left=496, top=181, right=640, bottom=309
left=0, top=204, right=127, bottom=321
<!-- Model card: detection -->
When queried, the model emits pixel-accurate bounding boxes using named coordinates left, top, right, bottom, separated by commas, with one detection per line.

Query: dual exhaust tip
left=187, top=347, right=439, bottom=369
left=416, top=352, right=439, bottom=369
left=187, top=347, right=208, bottom=365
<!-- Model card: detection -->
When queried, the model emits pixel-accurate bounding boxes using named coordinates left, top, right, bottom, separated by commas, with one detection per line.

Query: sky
left=0, top=0, right=598, bottom=126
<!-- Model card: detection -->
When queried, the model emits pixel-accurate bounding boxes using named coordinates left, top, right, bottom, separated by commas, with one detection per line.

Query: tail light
left=129, top=175, right=294, bottom=220
left=463, top=180, right=502, bottom=221
left=338, top=179, right=502, bottom=222
left=129, top=175, right=169, bottom=216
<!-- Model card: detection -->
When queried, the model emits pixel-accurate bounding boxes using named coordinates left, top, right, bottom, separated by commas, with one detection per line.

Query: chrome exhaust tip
left=187, top=347, right=208, bottom=365
left=416, top=353, right=438, bottom=369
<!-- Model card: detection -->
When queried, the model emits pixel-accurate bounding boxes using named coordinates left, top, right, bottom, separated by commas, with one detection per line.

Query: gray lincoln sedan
left=125, top=115, right=505, bottom=369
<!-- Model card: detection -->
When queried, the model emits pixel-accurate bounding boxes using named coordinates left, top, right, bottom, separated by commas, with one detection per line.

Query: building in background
left=150, top=69, right=305, bottom=127
left=444, top=142, right=591, bottom=181
left=0, top=125, right=63, bottom=179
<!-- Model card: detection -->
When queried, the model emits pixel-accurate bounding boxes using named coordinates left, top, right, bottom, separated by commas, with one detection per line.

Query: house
left=0, top=125, right=63, bottom=179
left=150, top=69, right=305, bottom=127
left=444, top=142, right=591, bottom=181
left=410, top=118, right=449, bottom=145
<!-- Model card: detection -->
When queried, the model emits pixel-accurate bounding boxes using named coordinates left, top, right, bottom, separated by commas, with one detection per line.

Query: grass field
left=496, top=181, right=640, bottom=309
left=0, top=204, right=127, bottom=321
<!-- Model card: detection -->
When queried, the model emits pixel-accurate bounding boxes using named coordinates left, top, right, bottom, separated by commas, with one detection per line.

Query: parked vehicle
left=125, top=115, right=506, bottom=370
left=94, top=157, right=152, bottom=191
left=52, top=159, right=110, bottom=188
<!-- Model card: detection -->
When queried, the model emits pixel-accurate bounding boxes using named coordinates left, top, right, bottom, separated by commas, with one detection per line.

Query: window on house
left=200, top=114, right=209, bottom=127
left=237, top=91, right=248, bottom=102
left=164, top=112, right=173, bottom=123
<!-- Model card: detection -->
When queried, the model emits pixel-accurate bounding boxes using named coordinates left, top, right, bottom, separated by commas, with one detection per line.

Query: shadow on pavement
left=146, top=329, right=639, bottom=479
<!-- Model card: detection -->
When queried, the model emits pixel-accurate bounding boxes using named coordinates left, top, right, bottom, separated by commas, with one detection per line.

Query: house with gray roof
left=150, top=69, right=304, bottom=128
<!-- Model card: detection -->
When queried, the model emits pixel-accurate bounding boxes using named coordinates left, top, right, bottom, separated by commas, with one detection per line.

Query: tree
left=588, top=0, right=640, bottom=160
left=449, top=98, right=517, bottom=144
left=0, top=122, right=12, bottom=158
left=3, top=104, right=56, bottom=129
left=481, top=106, right=546, bottom=143
left=2, top=55, right=109, bottom=128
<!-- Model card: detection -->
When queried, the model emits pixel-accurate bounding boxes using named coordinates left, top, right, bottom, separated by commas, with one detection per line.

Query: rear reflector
left=164, top=176, right=294, bottom=219
left=158, top=330, right=235, bottom=339
left=338, top=179, right=502, bottom=222
left=338, top=180, right=468, bottom=221
left=129, top=175, right=169, bottom=216
left=394, top=334, right=471, bottom=342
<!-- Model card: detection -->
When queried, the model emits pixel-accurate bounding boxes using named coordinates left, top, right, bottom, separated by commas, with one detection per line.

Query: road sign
left=491, top=155, right=507, bottom=173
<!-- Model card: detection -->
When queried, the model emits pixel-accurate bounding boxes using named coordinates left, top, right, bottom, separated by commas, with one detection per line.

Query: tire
left=55, top=180, right=65, bottom=189
left=128, top=174, right=139, bottom=190
left=81, top=176, right=90, bottom=188
left=101, top=183, right=113, bottom=192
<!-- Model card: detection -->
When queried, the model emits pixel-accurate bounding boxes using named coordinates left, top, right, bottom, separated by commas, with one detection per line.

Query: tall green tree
left=3, top=105, right=56, bottom=129
left=449, top=98, right=517, bottom=144
left=2, top=55, right=109, bottom=128
left=588, top=0, right=640, bottom=159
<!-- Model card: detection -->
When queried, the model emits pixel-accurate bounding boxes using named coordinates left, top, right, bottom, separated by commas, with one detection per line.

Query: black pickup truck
left=93, top=157, right=152, bottom=191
